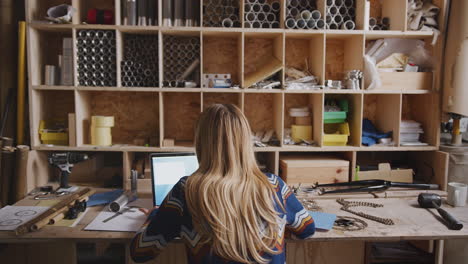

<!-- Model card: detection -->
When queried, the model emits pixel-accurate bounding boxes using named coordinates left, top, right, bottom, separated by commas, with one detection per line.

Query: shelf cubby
left=75, top=0, right=117, bottom=25
left=244, top=32, right=283, bottom=88
left=28, top=27, right=73, bottom=86
left=285, top=33, right=325, bottom=85
left=31, top=90, right=76, bottom=147
left=202, top=32, right=243, bottom=88
left=363, top=93, right=401, bottom=147
left=244, top=92, right=283, bottom=146
left=162, top=32, right=201, bottom=87
left=284, top=93, right=323, bottom=147
left=202, top=92, right=242, bottom=110
left=368, top=0, right=406, bottom=31
left=70, top=151, right=123, bottom=187
left=75, top=91, right=159, bottom=147
left=161, top=92, right=202, bottom=148
left=120, top=31, right=160, bottom=88
left=25, top=0, right=73, bottom=23
left=325, top=34, right=364, bottom=82
left=256, top=151, right=278, bottom=175
left=401, top=93, right=439, bottom=147
left=323, top=93, right=362, bottom=147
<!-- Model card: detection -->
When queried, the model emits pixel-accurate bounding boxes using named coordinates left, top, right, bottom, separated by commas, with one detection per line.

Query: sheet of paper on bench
left=84, top=199, right=152, bottom=232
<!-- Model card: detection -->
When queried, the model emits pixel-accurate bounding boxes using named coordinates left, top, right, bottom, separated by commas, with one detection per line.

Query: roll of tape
left=289, top=107, right=310, bottom=117
left=91, top=116, right=115, bottom=127
left=291, top=125, right=312, bottom=143
left=91, top=126, right=112, bottom=146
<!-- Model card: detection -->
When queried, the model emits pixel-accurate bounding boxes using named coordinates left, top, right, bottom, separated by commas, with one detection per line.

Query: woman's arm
left=278, top=177, right=316, bottom=239
left=130, top=178, right=187, bottom=263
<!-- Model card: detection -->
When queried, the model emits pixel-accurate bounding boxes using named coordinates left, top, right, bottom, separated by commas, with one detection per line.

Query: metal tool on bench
left=48, top=152, right=89, bottom=192
left=315, top=179, right=439, bottom=195
left=418, top=193, right=463, bottom=230
left=102, top=206, right=140, bottom=223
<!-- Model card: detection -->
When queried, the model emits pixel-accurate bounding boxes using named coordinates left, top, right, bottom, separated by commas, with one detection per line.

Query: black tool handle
left=437, top=208, right=463, bottom=230
left=60, top=170, right=70, bottom=188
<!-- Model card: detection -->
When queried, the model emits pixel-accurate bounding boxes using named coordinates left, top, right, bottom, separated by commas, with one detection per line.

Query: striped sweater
left=130, top=173, right=315, bottom=263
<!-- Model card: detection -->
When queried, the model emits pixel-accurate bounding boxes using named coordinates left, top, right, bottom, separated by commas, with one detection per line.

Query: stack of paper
left=400, top=120, right=427, bottom=145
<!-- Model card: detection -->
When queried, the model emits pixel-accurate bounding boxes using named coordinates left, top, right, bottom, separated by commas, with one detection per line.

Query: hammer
left=418, top=193, right=463, bottom=230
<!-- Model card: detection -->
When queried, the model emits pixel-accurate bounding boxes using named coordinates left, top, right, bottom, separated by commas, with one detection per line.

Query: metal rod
left=285, top=18, right=296, bottom=29
left=222, top=18, right=233, bottom=28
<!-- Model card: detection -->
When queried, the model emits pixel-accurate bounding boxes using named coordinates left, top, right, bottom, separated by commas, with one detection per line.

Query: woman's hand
left=139, top=206, right=159, bottom=216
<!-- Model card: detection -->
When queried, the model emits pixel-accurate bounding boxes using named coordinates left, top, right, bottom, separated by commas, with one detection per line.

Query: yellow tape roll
left=91, top=126, right=112, bottom=146
left=291, top=125, right=312, bottom=143
left=91, top=116, right=114, bottom=127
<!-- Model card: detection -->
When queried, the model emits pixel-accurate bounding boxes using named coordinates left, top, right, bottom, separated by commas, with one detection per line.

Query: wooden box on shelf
left=280, top=155, right=350, bottom=187
left=379, top=72, right=433, bottom=91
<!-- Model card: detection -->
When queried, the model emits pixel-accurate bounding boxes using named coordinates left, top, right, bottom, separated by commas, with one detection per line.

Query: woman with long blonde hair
left=131, top=104, right=315, bottom=263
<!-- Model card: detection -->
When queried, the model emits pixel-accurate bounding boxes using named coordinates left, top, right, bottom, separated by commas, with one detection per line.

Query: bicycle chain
left=300, top=198, right=322, bottom=211
left=336, top=198, right=395, bottom=226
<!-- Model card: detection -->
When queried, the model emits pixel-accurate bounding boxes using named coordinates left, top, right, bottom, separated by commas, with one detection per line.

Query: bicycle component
left=337, top=198, right=395, bottom=225
left=333, top=216, right=368, bottom=231
left=317, top=180, right=439, bottom=195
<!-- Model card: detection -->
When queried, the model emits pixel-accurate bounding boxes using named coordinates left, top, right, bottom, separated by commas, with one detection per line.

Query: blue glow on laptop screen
left=152, top=155, right=198, bottom=205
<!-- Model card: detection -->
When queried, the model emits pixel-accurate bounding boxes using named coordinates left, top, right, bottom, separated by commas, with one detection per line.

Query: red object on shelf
left=87, top=9, right=113, bottom=25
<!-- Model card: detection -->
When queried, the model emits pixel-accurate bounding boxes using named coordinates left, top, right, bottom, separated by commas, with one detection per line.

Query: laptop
left=150, top=152, right=199, bottom=206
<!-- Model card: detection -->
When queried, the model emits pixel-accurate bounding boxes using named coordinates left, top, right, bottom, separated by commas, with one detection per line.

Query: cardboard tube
left=17, top=21, right=26, bottom=145
left=162, top=0, right=173, bottom=26
left=1, top=146, right=15, bottom=206
left=179, top=58, right=200, bottom=80
left=14, top=145, right=29, bottom=202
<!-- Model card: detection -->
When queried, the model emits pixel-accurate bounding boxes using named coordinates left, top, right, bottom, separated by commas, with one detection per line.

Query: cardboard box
left=355, top=163, right=413, bottom=183
left=280, top=155, right=349, bottom=187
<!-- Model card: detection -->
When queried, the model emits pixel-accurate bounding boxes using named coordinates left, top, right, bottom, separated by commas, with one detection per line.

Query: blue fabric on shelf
left=362, top=118, right=392, bottom=146
left=87, top=189, right=124, bottom=207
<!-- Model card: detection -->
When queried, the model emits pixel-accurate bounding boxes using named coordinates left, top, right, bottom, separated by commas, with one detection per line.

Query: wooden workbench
left=1, top=189, right=468, bottom=264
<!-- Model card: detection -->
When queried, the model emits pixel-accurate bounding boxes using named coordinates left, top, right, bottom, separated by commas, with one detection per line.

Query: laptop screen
left=150, top=153, right=199, bottom=206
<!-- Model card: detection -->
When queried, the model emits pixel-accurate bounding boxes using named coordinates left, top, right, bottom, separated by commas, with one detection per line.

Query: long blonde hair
left=185, top=104, right=281, bottom=263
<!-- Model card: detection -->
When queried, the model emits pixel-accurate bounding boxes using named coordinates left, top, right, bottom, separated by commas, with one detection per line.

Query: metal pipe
left=334, top=14, right=343, bottom=24
left=311, top=10, right=321, bottom=20
left=290, top=7, right=299, bottom=18
left=369, top=17, right=377, bottom=26
left=382, top=17, right=390, bottom=26
left=329, top=6, right=338, bottom=15
left=222, top=18, right=233, bottom=27
left=344, top=0, right=353, bottom=8
left=252, top=3, right=262, bottom=12
left=262, top=4, right=271, bottom=13
left=271, top=21, right=280, bottom=28
left=328, top=22, right=338, bottom=29
left=252, top=21, right=261, bottom=28
left=246, top=12, right=256, bottom=22
left=300, top=10, right=312, bottom=20
left=261, top=22, right=269, bottom=28
left=257, top=12, right=266, bottom=21
left=299, top=0, right=308, bottom=9
left=347, top=7, right=355, bottom=17
left=290, top=0, right=299, bottom=8
left=244, top=3, right=252, bottom=13
left=271, top=1, right=280, bottom=12
left=306, top=19, right=316, bottom=29
left=244, top=21, right=253, bottom=28
left=163, top=0, right=173, bottom=26
left=342, top=20, right=355, bottom=30
left=339, top=6, right=347, bottom=15
left=335, top=0, right=343, bottom=6
left=296, top=19, right=306, bottom=29
left=285, top=17, right=296, bottom=29
left=266, top=13, right=276, bottom=22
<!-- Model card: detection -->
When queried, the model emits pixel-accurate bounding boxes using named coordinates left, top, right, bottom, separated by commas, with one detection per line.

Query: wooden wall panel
left=325, top=39, right=344, bottom=81
left=163, top=92, right=201, bottom=142
left=244, top=93, right=275, bottom=133
left=244, top=37, right=275, bottom=77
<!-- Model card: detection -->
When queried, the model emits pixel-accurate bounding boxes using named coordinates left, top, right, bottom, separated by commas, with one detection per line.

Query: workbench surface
left=1, top=194, right=468, bottom=243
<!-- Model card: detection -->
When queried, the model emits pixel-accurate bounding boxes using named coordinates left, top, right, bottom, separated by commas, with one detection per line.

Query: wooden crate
left=280, top=155, right=350, bottom=186
left=379, top=72, right=433, bottom=91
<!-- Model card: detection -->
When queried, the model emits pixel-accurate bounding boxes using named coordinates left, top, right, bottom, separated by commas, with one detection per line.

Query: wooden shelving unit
left=26, top=0, right=449, bottom=197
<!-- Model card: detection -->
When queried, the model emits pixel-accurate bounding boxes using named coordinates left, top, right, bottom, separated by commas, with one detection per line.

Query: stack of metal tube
left=76, top=30, right=117, bottom=87
left=285, top=0, right=325, bottom=29
left=163, top=35, right=200, bottom=87
left=121, top=34, right=159, bottom=87
left=203, top=0, right=241, bottom=27
left=244, top=0, right=280, bottom=28
left=369, top=17, right=390, bottom=30
left=325, top=0, right=356, bottom=30
left=163, top=0, right=200, bottom=26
